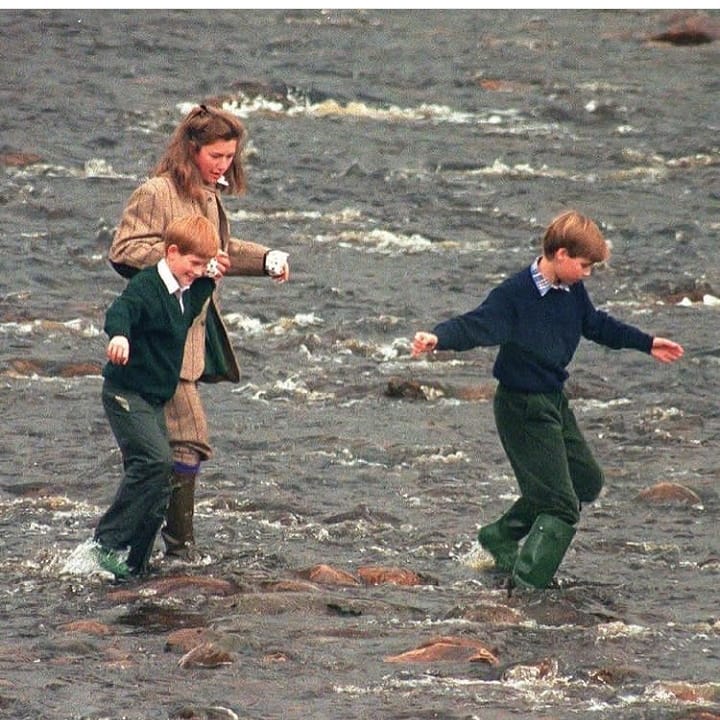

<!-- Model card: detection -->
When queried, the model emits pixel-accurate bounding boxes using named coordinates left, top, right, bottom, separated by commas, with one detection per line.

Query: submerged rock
left=384, top=377, right=494, bottom=402
left=636, top=482, right=702, bottom=505
left=165, top=627, right=215, bottom=654
left=650, top=13, right=720, bottom=45
left=107, top=575, right=239, bottom=602
left=169, top=706, right=240, bottom=720
left=384, top=636, right=499, bottom=665
left=443, top=603, right=524, bottom=625
left=501, top=657, right=558, bottom=682
left=0, top=151, right=42, bottom=167
left=177, top=641, right=233, bottom=669
left=357, top=566, right=434, bottom=587
left=297, top=564, right=361, bottom=586
left=59, top=620, right=113, bottom=636
left=2, top=358, right=102, bottom=378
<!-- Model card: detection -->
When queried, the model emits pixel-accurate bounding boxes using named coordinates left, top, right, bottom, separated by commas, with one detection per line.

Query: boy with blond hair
left=94, top=215, right=220, bottom=579
left=412, top=210, right=684, bottom=589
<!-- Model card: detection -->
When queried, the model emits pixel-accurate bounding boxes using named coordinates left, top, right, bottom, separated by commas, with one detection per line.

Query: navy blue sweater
left=103, top=266, right=215, bottom=405
left=433, top=266, right=653, bottom=393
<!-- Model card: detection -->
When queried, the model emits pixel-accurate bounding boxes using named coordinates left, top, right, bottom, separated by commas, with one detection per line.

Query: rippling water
left=1, top=9, right=719, bottom=720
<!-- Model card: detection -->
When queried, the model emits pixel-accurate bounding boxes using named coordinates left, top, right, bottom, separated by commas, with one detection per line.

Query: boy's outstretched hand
left=412, top=331, right=439, bottom=357
left=651, top=337, right=684, bottom=364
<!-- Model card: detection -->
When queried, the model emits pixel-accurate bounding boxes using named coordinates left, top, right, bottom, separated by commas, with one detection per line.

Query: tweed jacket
left=109, top=174, right=268, bottom=384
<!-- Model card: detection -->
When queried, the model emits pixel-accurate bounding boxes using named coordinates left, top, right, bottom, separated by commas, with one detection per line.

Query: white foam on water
left=312, top=228, right=463, bottom=256
left=223, top=312, right=324, bottom=337
left=457, top=542, right=496, bottom=572
left=229, top=207, right=364, bottom=225
left=57, top=538, right=122, bottom=580
left=0, top=317, right=102, bottom=338
left=595, top=620, right=653, bottom=642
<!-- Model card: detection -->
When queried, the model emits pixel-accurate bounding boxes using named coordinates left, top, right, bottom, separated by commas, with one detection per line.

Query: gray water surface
left=1, top=9, right=719, bottom=720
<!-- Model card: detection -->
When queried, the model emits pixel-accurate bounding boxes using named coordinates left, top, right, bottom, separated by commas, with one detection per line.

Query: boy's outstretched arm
left=651, top=337, right=684, bottom=364
left=412, top=331, right=438, bottom=357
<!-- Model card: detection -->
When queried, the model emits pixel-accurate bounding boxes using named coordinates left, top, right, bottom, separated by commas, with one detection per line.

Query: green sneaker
left=93, top=545, right=131, bottom=579
left=478, top=521, right=519, bottom=573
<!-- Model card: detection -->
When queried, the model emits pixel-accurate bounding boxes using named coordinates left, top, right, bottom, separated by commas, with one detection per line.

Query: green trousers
left=492, top=384, right=604, bottom=534
left=95, top=381, right=173, bottom=573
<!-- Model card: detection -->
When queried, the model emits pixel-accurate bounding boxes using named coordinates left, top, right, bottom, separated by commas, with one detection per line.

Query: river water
left=1, top=8, right=719, bottom=720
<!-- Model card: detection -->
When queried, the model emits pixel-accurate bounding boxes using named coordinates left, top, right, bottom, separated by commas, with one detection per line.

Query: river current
left=1, top=9, right=719, bottom=720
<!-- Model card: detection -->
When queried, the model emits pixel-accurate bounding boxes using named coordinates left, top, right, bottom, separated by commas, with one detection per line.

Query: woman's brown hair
left=153, top=104, right=247, bottom=206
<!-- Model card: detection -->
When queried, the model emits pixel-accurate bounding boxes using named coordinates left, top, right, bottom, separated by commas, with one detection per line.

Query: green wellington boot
left=478, top=520, right=519, bottom=573
left=512, top=513, right=576, bottom=589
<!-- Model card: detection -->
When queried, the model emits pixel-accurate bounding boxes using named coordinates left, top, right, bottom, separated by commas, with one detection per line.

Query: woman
left=109, top=104, right=289, bottom=561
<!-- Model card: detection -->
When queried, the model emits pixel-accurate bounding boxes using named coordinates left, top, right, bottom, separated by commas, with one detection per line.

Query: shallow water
left=1, top=9, right=719, bottom=720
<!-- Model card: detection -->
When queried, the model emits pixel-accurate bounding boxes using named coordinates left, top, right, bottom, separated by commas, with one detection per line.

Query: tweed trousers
left=164, top=378, right=211, bottom=465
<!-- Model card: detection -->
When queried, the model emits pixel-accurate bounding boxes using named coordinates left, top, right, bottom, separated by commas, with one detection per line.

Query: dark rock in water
left=384, top=635, right=499, bottom=665
left=107, top=575, right=239, bottom=602
left=322, top=503, right=401, bottom=526
left=114, top=603, right=206, bottom=633
left=385, top=378, right=444, bottom=401
left=585, top=664, right=645, bottom=686
left=2, top=482, right=62, bottom=498
left=636, top=481, right=702, bottom=505
left=443, top=602, right=524, bottom=625
left=35, top=637, right=101, bottom=660
left=385, top=377, right=494, bottom=402
left=650, top=13, right=720, bottom=45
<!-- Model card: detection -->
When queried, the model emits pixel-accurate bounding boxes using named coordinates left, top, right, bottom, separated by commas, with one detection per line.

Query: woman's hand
left=213, top=250, right=231, bottom=279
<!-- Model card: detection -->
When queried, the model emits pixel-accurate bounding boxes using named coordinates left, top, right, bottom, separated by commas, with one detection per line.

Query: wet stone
left=384, top=636, right=500, bottom=665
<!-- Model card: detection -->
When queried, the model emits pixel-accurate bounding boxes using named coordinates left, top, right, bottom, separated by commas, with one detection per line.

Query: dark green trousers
left=95, top=381, right=173, bottom=573
left=492, top=384, right=604, bottom=533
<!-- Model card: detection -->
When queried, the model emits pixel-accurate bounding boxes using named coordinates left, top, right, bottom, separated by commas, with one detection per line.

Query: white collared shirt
left=157, top=258, right=187, bottom=312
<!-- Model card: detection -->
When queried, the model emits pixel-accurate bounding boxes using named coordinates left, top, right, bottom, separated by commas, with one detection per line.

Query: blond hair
left=163, top=215, right=219, bottom=259
left=542, top=210, right=609, bottom=264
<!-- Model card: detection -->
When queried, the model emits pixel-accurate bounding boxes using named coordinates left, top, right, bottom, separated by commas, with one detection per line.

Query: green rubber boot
left=512, top=513, right=576, bottom=589
left=478, top=520, right=519, bottom=573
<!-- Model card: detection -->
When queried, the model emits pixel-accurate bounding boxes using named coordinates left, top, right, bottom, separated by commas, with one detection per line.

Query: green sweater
left=103, top=265, right=215, bottom=405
